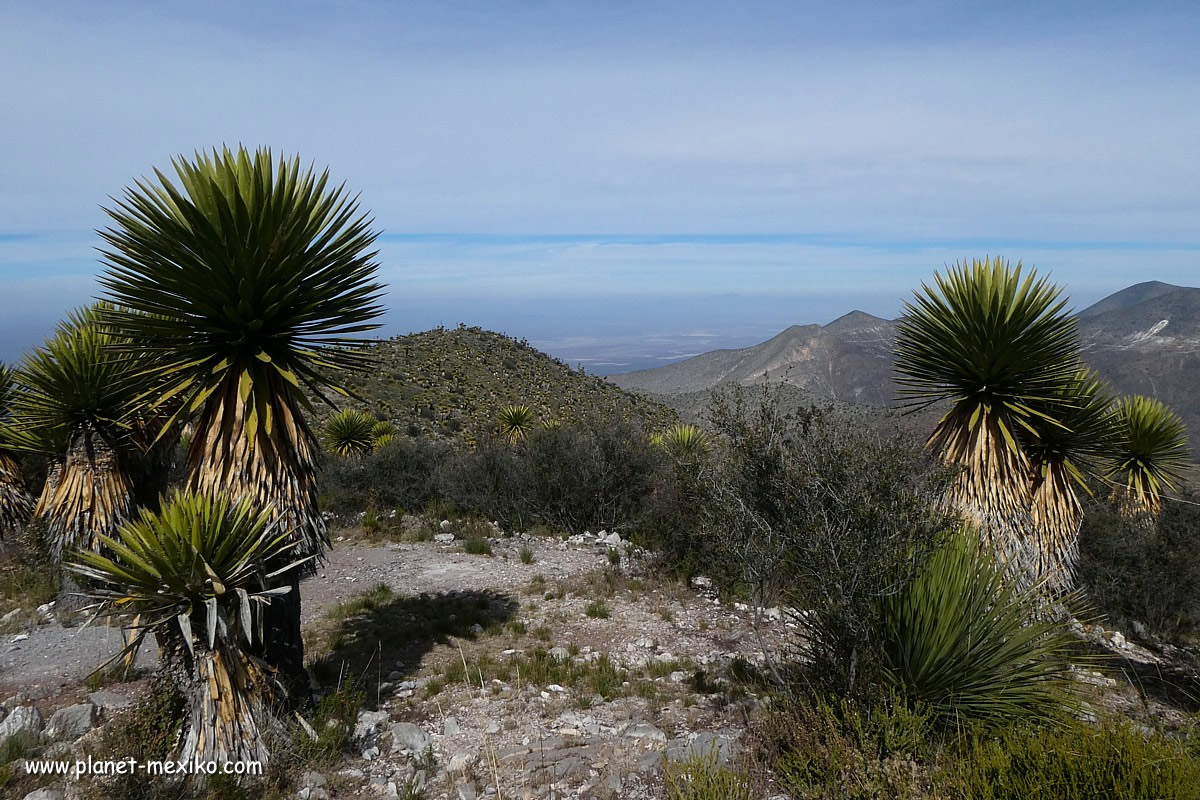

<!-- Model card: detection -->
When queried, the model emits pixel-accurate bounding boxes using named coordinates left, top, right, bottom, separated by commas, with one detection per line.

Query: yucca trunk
left=35, top=427, right=135, bottom=559
left=159, top=632, right=277, bottom=769
left=187, top=377, right=322, bottom=703
left=0, top=450, right=33, bottom=534
left=1029, top=460, right=1083, bottom=594
left=932, top=415, right=1031, bottom=549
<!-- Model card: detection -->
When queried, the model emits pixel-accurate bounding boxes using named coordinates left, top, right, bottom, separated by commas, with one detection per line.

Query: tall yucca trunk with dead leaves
left=4, top=305, right=162, bottom=558
left=97, top=146, right=383, bottom=705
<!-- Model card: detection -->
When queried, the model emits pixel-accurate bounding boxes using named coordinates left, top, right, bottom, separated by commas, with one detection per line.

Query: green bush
left=880, top=529, right=1079, bottom=728
left=463, top=536, right=492, bottom=556
left=701, top=385, right=958, bottom=697
left=1076, top=486, right=1200, bottom=639
left=664, top=748, right=755, bottom=800
left=935, top=720, right=1200, bottom=799
left=756, top=695, right=935, bottom=800
left=443, top=416, right=660, bottom=533
left=318, top=436, right=451, bottom=515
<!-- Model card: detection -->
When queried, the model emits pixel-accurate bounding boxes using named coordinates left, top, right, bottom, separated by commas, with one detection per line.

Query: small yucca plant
left=498, top=404, right=535, bottom=443
left=879, top=528, right=1079, bottom=728
left=324, top=408, right=378, bottom=458
left=657, top=423, right=711, bottom=456
left=370, top=420, right=396, bottom=443
left=69, top=491, right=309, bottom=766
left=1106, top=396, right=1190, bottom=518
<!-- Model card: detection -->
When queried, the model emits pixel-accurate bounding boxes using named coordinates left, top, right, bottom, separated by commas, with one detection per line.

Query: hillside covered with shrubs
left=329, top=326, right=676, bottom=443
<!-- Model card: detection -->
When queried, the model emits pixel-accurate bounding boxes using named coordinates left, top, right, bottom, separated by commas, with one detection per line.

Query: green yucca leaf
left=370, top=420, right=396, bottom=442
left=880, top=528, right=1079, bottom=728
left=1106, top=396, right=1190, bottom=517
left=323, top=408, right=377, bottom=457
left=6, top=303, right=161, bottom=457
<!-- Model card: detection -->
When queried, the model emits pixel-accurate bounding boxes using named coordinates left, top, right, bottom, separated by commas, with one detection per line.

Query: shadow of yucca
left=306, top=587, right=518, bottom=706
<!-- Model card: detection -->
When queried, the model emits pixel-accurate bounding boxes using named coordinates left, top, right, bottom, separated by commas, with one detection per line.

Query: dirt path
left=0, top=535, right=607, bottom=698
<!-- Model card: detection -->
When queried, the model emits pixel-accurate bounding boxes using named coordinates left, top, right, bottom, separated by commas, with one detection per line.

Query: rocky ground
left=0, top=522, right=792, bottom=799
left=1, top=519, right=1195, bottom=800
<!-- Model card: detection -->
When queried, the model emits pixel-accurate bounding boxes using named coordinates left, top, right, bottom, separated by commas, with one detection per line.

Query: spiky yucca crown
left=324, top=408, right=378, bottom=457
left=1107, top=395, right=1190, bottom=516
left=97, top=146, right=384, bottom=562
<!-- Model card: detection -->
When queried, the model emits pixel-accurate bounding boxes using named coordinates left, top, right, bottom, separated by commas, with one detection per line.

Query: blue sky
left=3, top=1, right=1199, bottom=371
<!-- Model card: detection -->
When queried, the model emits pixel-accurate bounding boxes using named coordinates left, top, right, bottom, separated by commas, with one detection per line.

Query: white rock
left=448, top=749, right=477, bottom=773
left=390, top=722, right=431, bottom=753
left=0, top=705, right=42, bottom=745
left=354, top=709, right=390, bottom=742
left=440, top=520, right=452, bottom=531
left=45, top=703, right=97, bottom=741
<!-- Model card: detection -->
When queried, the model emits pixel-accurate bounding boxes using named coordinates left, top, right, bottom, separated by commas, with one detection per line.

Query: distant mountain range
left=609, top=281, right=1200, bottom=452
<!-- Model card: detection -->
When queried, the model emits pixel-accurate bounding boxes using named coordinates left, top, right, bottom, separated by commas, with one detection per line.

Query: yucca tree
left=894, top=258, right=1084, bottom=581
left=323, top=408, right=378, bottom=458
left=498, top=404, right=535, bottom=443
left=1107, top=396, right=1190, bottom=518
left=5, top=304, right=166, bottom=558
left=70, top=492, right=308, bottom=766
left=97, top=146, right=383, bottom=700
left=0, top=365, right=34, bottom=535
left=1023, top=368, right=1114, bottom=590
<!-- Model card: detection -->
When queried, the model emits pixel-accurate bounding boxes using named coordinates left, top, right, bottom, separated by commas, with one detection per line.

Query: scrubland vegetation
left=0, top=151, right=1197, bottom=800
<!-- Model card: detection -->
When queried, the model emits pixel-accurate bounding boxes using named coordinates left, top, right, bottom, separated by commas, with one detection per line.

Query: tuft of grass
left=422, top=677, right=446, bottom=698
left=533, top=625, right=553, bottom=641
left=657, top=605, right=675, bottom=622
left=585, top=600, right=611, bottom=619
left=296, top=679, right=367, bottom=766
left=463, top=537, right=493, bottom=556
left=606, top=548, right=622, bottom=567
left=506, top=620, right=527, bottom=636
left=664, top=748, right=755, bottom=800
left=519, top=545, right=535, bottom=564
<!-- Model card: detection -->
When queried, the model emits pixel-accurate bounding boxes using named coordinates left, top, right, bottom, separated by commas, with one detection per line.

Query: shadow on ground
left=306, top=586, right=518, bottom=708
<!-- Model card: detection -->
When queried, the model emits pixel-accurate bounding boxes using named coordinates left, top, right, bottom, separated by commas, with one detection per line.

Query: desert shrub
left=79, top=674, right=185, bottom=799
left=1076, top=486, right=1200, bottom=639
left=702, top=384, right=958, bottom=697
left=635, top=438, right=713, bottom=580
left=318, top=436, right=452, bottom=515
left=934, top=719, right=1200, bottom=799
left=443, top=417, right=659, bottom=533
left=664, top=748, right=755, bottom=800
left=463, top=536, right=492, bottom=555
left=879, top=528, right=1078, bottom=727
left=754, top=694, right=936, bottom=800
